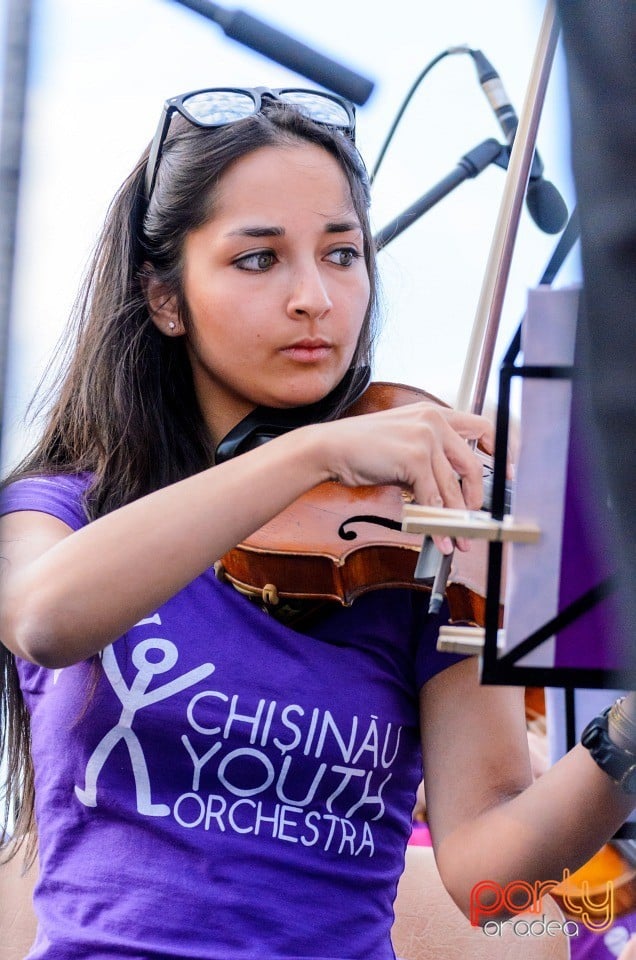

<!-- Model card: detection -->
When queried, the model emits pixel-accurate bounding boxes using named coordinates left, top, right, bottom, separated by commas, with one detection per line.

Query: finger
left=432, top=534, right=454, bottom=555
left=430, top=453, right=472, bottom=553
left=458, top=471, right=484, bottom=513
left=409, top=472, right=449, bottom=510
left=413, top=470, right=470, bottom=553
left=477, top=421, right=496, bottom=455
left=409, top=428, right=478, bottom=510
left=440, top=411, right=496, bottom=452
left=439, top=436, right=485, bottom=511
left=430, top=450, right=466, bottom=510
left=410, top=455, right=473, bottom=553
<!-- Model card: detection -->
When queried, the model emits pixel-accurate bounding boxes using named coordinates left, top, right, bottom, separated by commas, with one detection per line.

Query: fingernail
left=442, top=537, right=453, bottom=554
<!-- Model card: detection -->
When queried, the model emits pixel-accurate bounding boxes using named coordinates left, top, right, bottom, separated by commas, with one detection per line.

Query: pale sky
left=1, top=0, right=579, bottom=470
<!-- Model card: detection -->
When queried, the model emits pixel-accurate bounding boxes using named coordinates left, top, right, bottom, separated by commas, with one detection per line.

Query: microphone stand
left=374, top=137, right=509, bottom=251
left=171, top=0, right=375, bottom=105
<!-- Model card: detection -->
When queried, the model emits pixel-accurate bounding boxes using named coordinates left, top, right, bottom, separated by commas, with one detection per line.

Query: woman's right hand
left=312, top=401, right=495, bottom=550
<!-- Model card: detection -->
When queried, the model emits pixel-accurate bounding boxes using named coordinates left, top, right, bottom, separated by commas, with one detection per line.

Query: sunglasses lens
left=278, top=91, right=352, bottom=129
left=182, top=90, right=257, bottom=125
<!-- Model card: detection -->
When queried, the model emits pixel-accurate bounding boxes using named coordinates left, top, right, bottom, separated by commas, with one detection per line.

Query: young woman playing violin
left=1, top=87, right=635, bottom=960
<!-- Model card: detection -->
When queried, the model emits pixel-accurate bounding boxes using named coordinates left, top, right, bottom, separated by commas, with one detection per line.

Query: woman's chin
left=268, top=367, right=349, bottom=410
left=267, top=384, right=339, bottom=410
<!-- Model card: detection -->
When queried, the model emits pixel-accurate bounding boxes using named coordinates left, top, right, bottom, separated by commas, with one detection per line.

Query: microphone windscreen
left=526, top=179, right=569, bottom=234
left=222, top=11, right=375, bottom=105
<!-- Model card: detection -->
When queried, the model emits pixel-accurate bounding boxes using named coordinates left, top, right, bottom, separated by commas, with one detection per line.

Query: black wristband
left=581, top=705, right=636, bottom=794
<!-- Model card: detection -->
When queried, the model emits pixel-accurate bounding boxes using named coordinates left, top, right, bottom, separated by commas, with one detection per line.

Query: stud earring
left=168, top=321, right=176, bottom=332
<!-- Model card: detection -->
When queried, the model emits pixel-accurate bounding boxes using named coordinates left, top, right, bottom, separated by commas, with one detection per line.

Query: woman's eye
left=326, top=247, right=361, bottom=267
left=234, top=251, right=276, bottom=272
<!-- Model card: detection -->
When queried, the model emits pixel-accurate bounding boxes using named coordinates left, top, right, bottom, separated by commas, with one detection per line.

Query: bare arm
left=0, top=403, right=493, bottom=667
left=0, top=844, right=37, bottom=960
left=420, top=657, right=636, bottom=918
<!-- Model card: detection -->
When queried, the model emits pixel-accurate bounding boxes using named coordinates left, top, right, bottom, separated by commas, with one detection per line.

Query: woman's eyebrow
left=225, top=226, right=286, bottom=238
left=224, top=221, right=361, bottom=238
left=325, top=220, right=362, bottom=234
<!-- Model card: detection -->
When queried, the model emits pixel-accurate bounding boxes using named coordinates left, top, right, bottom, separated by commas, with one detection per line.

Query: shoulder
left=0, top=473, right=92, bottom=531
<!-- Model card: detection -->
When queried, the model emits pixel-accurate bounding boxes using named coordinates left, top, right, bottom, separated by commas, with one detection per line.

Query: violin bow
left=456, top=0, right=560, bottom=416
left=406, top=0, right=561, bottom=627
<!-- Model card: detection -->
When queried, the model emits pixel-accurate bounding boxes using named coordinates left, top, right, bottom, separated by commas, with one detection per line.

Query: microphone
left=173, top=0, right=375, bottom=106
left=470, top=48, right=567, bottom=234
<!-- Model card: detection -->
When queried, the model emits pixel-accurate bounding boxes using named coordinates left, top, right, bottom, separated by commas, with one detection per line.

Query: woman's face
left=171, top=142, right=370, bottom=445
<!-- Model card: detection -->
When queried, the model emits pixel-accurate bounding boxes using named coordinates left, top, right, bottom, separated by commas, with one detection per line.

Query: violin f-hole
left=338, top=515, right=403, bottom=541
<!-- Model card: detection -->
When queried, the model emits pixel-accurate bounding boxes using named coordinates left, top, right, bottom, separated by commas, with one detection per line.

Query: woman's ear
left=142, top=266, right=185, bottom=337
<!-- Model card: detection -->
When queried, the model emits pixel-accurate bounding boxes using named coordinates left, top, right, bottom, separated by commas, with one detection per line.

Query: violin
left=216, top=380, right=496, bottom=629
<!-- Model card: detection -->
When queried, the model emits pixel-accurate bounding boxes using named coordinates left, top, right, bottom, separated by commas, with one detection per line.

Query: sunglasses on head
left=144, top=86, right=357, bottom=203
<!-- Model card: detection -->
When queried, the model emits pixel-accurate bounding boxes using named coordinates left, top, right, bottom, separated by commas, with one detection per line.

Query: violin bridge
left=401, top=505, right=540, bottom=543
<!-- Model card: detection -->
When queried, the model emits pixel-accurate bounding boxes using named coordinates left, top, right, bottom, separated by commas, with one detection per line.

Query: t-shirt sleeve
left=413, top=595, right=467, bottom=688
left=0, top=475, right=90, bottom=531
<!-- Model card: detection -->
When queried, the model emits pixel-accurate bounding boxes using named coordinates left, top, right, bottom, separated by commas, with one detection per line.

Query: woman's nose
left=286, top=264, right=333, bottom=321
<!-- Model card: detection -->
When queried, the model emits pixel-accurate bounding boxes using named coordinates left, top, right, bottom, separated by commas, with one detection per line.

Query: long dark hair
left=0, top=100, right=379, bottom=859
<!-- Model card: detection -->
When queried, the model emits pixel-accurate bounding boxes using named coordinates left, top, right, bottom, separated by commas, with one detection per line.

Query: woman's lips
left=280, top=340, right=333, bottom=363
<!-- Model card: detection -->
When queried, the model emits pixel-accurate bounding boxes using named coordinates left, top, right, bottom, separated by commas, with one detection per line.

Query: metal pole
left=0, top=0, right=33, bottom=461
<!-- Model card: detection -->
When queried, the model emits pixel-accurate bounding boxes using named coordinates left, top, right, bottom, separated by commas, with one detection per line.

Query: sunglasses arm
left=145, top=107, right=174, bottom=201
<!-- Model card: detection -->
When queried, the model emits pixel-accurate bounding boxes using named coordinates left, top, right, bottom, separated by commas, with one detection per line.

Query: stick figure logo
left=74, top=637, right=215, bottom=816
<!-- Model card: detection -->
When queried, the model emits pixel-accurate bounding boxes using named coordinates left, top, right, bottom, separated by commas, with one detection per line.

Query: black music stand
left=482, top=286, right=636, bottom=691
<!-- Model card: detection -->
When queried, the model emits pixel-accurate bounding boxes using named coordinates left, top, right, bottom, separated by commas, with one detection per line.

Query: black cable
left=369, top=45, right=472, bottom=185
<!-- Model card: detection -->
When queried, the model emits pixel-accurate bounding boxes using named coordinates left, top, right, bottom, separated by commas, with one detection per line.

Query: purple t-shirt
left=1, top=474, right=462, bottom=960
left=569, top=916, right=636, bottom=959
